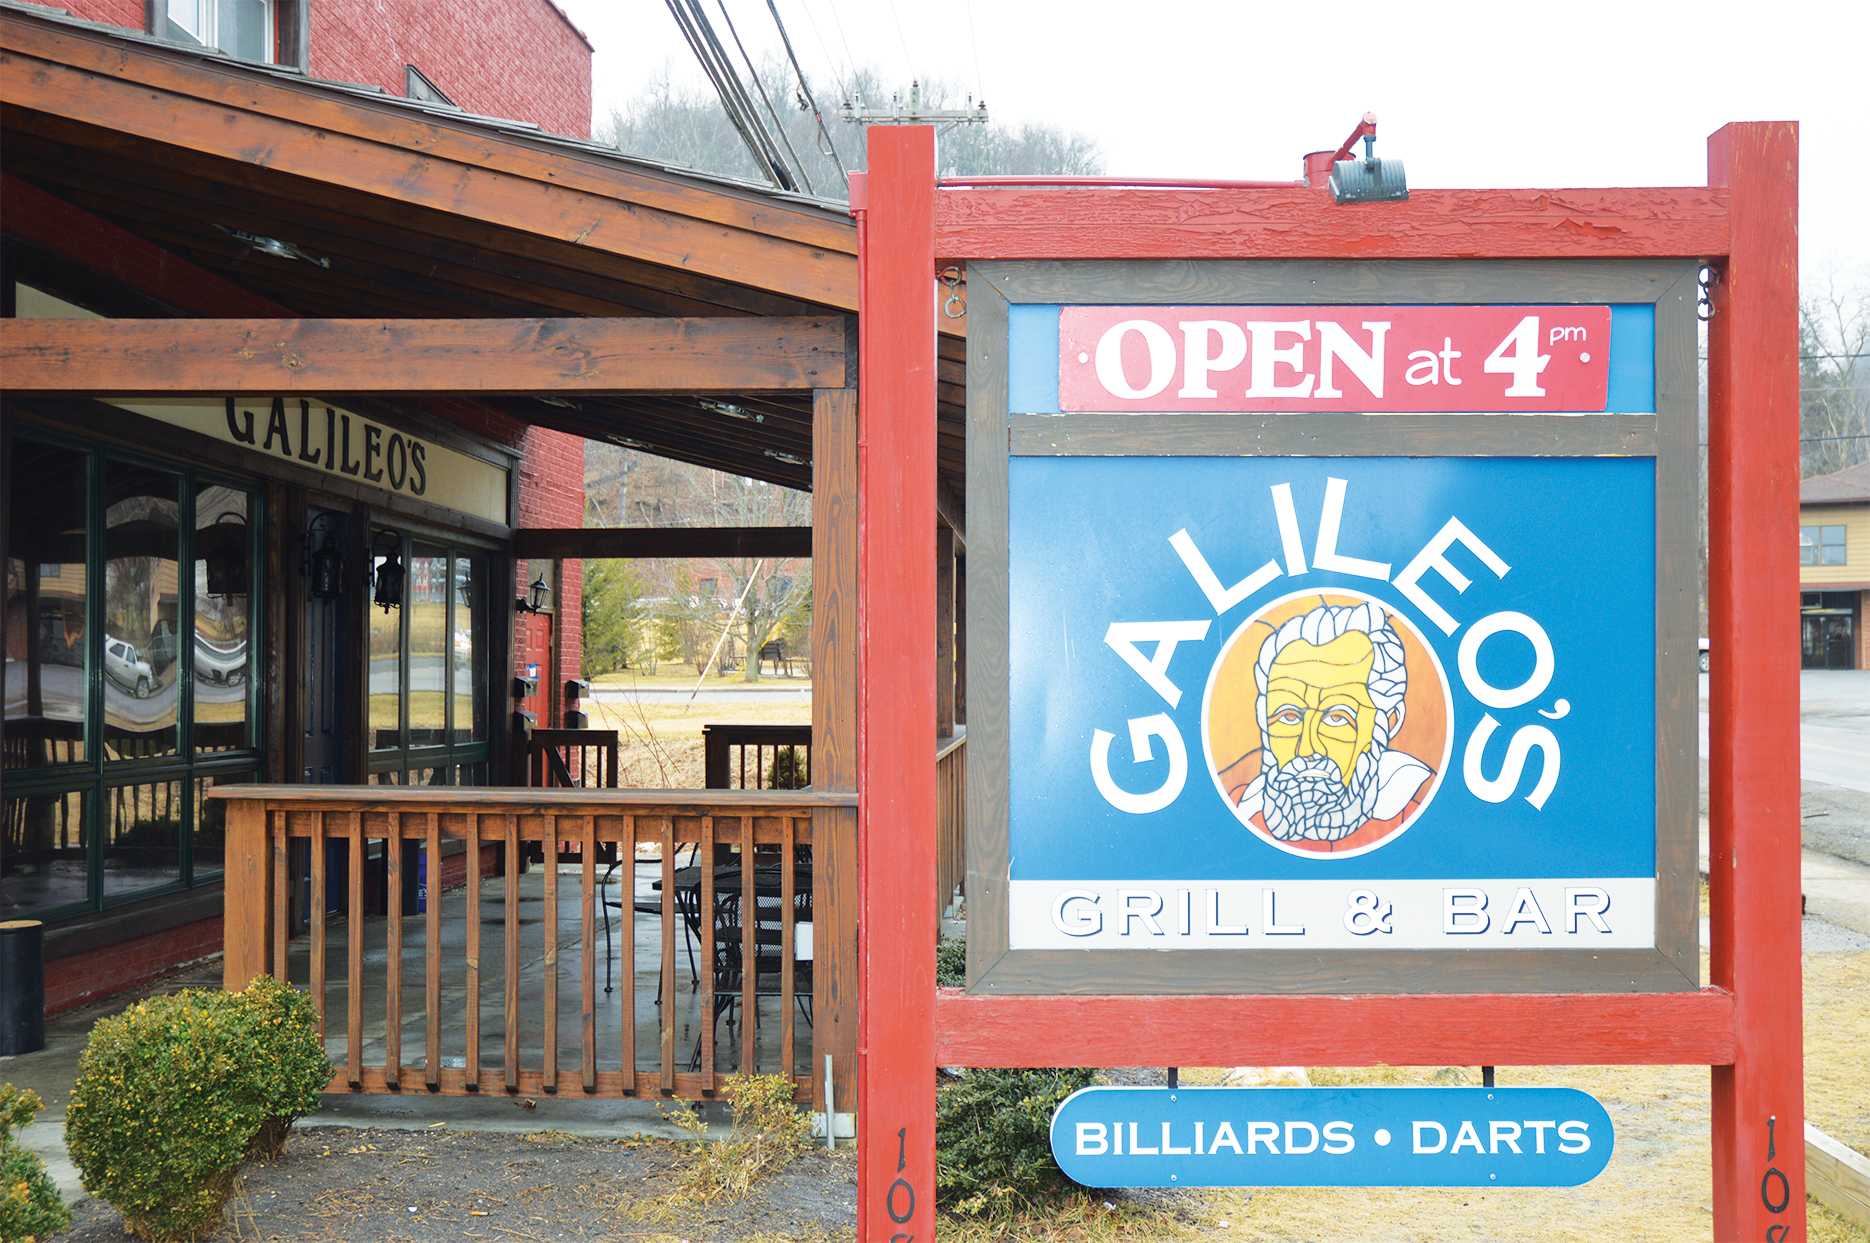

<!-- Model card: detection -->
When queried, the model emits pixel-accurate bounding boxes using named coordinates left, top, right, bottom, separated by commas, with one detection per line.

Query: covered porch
left=0, top=3, right=968, bottom=1127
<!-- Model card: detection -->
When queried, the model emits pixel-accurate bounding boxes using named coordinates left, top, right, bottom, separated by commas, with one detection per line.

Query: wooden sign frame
left=963, top=258, right=1701, bottom=997
left=853, top=123, right=1805, bottom=1242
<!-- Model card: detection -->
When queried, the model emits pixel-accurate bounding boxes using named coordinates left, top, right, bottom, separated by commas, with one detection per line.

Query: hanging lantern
left=371, top=530, right=405, bottom=613
left=202, top=511, right=250, bottom=598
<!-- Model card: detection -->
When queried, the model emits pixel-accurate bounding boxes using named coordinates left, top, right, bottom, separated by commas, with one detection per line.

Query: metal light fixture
left=303, top=512, right=343, bottom=600
left=516, top=573, right=551, bottom=615
left=202, top=511, right=250, bottom=598
left=1330, top=112, right=1408, bottom=204
left=370, top=531, right=405, bottom=614
left=215, top=224, right=332, bottom=268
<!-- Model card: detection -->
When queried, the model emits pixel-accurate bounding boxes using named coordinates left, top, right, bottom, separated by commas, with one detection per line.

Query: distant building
left=1798, top=461, right=1870, bottom=669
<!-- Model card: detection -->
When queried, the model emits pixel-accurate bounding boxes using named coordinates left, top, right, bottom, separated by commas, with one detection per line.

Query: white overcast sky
left=558, top=0, right=1869, bottom=282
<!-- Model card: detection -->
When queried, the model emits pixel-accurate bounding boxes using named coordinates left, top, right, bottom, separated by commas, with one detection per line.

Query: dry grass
left=956, top=949, right=1870, bottom=1242
left=583, top=696, right=809, bottom=788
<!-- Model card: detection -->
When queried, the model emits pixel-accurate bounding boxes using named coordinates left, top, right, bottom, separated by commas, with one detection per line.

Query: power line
left=961, top=0, right=985, bottom=104
left=883, top=0, right=915, bottom=80
left=793, top=0, right=849, bottom=101
left=719, top=0, right=815, bottom=194
left=818, top=0, right=862, bottom=101
left=767, top=0, right=848, bottom=181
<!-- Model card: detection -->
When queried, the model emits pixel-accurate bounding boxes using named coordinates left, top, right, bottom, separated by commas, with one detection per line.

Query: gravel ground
left=61, top=1126, right=856, bottom=1242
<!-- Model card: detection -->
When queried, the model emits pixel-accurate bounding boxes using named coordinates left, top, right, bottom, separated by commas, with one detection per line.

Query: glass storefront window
left=193, top=484, right=252, bottom=753
left=4, top=440, right=89, bottom=768
left=0, top=789, right=88, bottom=918
left=2, top=430, right=264, bottom=921
left=369, top=545, right=402, bottom=751
left=103, top=461, right=181, bottom=760
left=408, top=546, right=447, bottom=747
left=451, top=555, right=483, bottom=743
left=103, top=775, right=184, bottom=900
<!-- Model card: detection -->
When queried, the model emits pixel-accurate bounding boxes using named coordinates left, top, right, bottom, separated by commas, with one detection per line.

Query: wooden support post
left=1706, top=120, right=1806, bottom=1242
left=223, top=801, right=271, bottom=990
left=856, top=125, right=938, bottom=1243
left=935, top=523, right=956, bottom=739
left=811, top=383, right=860, bottom=1121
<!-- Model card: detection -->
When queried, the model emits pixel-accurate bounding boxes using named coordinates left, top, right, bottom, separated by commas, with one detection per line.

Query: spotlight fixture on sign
left=1329, top=112, right=1407, bottom=204
left=516, top=573, right=551, bottom=615
left=369, top=530, right=405, bottom=614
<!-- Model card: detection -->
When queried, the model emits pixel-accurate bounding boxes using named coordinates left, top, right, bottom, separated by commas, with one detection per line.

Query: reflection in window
left=4, top=440, right=88, bottom=768
left=408, top=548, right=447, bottom=747
left=191, top=770, right=251, bottom=878
left=104, top=776, right=184, bottom=900
left=195, top=485, right=252, bottom=753
left=0, top=789, right=88, bottom=917
left=104, top=462, right=181, bottom=760
left=451, top=556, right=483, bottom=743
left=369, top=548, right=402, bottom=751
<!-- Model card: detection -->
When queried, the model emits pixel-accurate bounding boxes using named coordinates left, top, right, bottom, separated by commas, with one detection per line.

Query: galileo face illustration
left=1206, top=593, right=1445, bottom=856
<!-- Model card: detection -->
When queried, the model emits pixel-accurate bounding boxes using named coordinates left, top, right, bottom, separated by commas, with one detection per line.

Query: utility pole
left=840, top=80, right=988, bottom=128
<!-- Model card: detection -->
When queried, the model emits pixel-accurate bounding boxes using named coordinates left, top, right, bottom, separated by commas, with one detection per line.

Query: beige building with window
left=1799, top=461, right=1870, bottom=669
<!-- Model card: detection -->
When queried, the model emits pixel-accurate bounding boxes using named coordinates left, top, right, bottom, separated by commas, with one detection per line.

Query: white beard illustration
left=1259, top=746, right=1383, bottom=842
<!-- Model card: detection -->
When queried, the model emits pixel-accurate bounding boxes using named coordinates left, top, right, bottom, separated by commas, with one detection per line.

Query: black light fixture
left=516, top=572, right=551, bottom=615
left=370, top=530, right=405, bottom=614
left=1329, top=111, right=1408, bottom=204
left=202, top=511, right=250, bottom=599
left=303, top=512, right=343, bottom=600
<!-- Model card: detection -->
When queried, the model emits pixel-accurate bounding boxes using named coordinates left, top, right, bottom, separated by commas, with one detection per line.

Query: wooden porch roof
left=0, top=2, right=967, bottom=496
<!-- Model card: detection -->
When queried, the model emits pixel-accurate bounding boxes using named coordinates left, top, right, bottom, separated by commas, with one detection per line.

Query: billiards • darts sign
left=1000, top=303, right=1672, bottom=961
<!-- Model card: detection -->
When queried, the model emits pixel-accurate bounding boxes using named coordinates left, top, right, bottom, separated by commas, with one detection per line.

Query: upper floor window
left=155, top=0, right=302, bottom=67
left=405, top=66, right=455, bottom=107
left=1800, top=523, right=1847, bottom=567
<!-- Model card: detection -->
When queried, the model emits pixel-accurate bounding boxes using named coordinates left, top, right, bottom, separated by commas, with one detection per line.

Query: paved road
left=1697, top=669, right=1870, bottom=794
left=591, top=684, right=811, bottom=705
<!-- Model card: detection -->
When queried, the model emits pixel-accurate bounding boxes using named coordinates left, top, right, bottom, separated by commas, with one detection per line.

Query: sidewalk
left=1699, top=817, right=1870, bottom=938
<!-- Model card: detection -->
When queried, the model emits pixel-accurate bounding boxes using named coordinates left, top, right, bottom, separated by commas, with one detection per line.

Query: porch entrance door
left=300, top=506, right=352, bottom=926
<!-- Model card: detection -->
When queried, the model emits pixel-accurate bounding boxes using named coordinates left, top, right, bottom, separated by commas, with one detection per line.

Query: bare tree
left=1799, top=273, right=1870, bottom=478
left=599, top=64, right=1101, bottom=196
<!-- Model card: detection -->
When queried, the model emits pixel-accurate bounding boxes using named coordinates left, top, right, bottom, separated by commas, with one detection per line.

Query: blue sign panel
left=1050, top=1086, right=1614, bottom=1188
left=1004, top=454, right=1657, bottom=952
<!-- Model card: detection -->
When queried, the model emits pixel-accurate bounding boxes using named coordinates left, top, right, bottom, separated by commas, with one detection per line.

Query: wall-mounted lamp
left=516, top=573, right=551, bottom=615
left=370, top=530, right=405, bottom=614
left=1329, top=111, right=1408, bottom=204
left=303, top=512, right=343, bottom=600
left=202, top=511, right=251, bottom=599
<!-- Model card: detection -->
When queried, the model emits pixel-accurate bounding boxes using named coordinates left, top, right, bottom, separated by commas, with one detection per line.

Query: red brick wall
left=58, top=0, right=593, bottom=139
left=516, top=426, right=585, bottom=706
left=46, top=915, right=225, bottom=1016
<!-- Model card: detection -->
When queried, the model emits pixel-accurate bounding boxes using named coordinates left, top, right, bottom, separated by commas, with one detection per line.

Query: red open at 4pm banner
left=1059, top=305, right=1613, bottom=412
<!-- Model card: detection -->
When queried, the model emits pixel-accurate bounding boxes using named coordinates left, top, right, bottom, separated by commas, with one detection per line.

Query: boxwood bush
left=0, top=1083, right=69, bottom=1242
left=66, top=977, right=330, bottom=1241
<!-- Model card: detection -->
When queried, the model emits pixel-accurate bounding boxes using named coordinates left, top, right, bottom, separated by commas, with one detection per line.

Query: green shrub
left=935, top=937, right=966, bottom=987
left=936, top=1066, right=1096, bottom=1219
left=0, top=1084, right=69, bottom=1243
left=226, top=975, right=332, bottom=1158
left=66, top=977, right=331, bottom=1241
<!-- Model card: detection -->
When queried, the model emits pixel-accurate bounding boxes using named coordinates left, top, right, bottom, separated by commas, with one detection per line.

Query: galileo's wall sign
left=111, top=397, right=508, bottom=525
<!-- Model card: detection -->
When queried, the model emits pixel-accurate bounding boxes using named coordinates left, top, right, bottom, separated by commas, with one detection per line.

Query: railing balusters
left=621, top=813, right=637, bottom=1094
left=699, top=814, right=715, bottom=1092
left=425, top=814, right=441, bottom=1092
left=541, top=815, right=558, bottom=1095
left=740, top=814, right=756, bottom=1075
left=465, top=816, right=481, bottom=1092
left=580, top=816, right=596, bottom=1094
left=385, top=818, right=402, bottom=1089
left=780, top=813, right=796, bottom=1079
left=503, top=813, right=520, bottom=1094
left=310, top=813, right=326, bottom=1041
left=346, top=814, right=363, bottom=1089
left=659, top=815, right=676, bottom=1094
left=271, top=812, right=288, bottom=982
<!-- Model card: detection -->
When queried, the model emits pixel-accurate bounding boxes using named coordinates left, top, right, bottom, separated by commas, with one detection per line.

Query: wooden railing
left=214, top=786, right=856, bottom=1107
left=703, top=723, right=812, bottom=790
left=935, top=730, right=966, bottom=923
left=527, top=728, right=620, bottom=790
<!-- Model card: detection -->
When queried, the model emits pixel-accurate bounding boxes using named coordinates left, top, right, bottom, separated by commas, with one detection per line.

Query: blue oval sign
left=1050, top=1085, right=1613, bottom=1188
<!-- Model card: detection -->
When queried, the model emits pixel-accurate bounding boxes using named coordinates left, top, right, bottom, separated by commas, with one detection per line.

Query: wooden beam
left=934, top=989, right=1738, bottom=1067
left=934, top=478, right=966, bottom=548
left=1807, top=1123, right=1870, bottom=1232
left=513, top=526, right=813, bottom=560
left=0, top=315, right=850, bottom=394
left=937, top=185, right=1732, bottom=261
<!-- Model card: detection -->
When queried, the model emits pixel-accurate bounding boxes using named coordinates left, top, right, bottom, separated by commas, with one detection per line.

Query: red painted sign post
left=854, top=122, right=1802, bottom=1240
